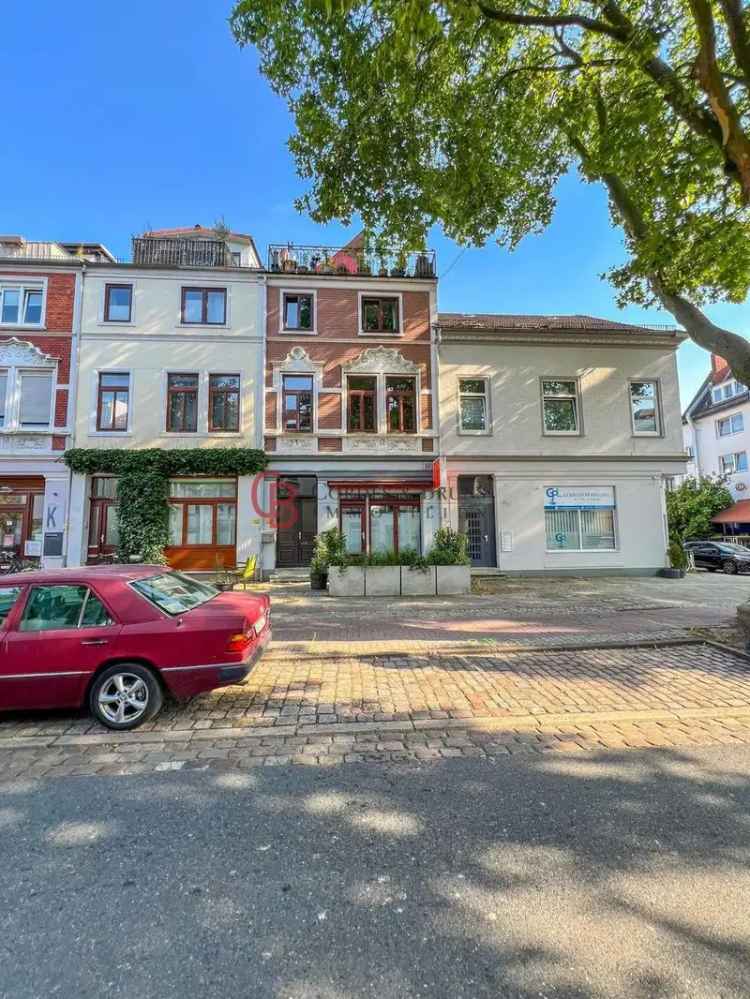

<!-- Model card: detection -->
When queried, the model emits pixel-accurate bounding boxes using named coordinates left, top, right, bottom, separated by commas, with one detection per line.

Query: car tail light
left=226, top=620, right=254, bottom=653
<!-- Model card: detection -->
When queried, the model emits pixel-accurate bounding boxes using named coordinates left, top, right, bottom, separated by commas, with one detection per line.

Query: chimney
left=711, top=353, right=728, bottom=375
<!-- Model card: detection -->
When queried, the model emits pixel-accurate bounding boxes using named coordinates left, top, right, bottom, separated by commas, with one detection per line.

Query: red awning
left=327, top=479, right=434, bottom=491
left=712, top=500, right=750, bottom=524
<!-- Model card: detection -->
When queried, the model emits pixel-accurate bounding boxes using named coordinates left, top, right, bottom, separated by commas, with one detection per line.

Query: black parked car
left=683, top=540, right=750, bottom=575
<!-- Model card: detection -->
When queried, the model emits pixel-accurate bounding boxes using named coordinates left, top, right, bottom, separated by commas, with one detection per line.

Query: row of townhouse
left=0, top=226, right=687, bottom=577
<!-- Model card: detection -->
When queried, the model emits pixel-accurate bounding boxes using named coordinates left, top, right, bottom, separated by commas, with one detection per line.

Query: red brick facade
left=0, top=268, right=77, bottom=451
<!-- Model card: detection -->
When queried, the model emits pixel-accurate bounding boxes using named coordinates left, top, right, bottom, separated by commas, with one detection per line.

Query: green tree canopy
left=231, top=0, right=750, bottom=380
left=666, top=475, right=733, bottom=540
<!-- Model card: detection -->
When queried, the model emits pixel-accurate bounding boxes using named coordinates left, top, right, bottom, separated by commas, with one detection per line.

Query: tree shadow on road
left=2, top=745, right=750, bottom=998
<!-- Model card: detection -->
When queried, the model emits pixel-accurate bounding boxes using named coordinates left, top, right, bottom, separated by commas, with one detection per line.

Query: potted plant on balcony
left=378, top=256, right=389, bottom=278
left=415, top=252, right=433, bottom=278
left=662, top=539, right=688, bottom=578
left=390, top=253, right=407, bottom=278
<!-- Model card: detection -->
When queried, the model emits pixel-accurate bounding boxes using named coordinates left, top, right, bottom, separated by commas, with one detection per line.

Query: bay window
left=347, top=376, right=376, bottom=432
left=386, top=376, right=416, bottom=433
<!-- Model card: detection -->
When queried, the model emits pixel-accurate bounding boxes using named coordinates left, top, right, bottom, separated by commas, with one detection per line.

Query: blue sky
left=3, top=0, right=748, bottom=407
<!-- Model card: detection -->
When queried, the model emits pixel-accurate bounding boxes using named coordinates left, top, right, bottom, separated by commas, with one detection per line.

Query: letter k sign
left=46, top=505, right=58, bottom=529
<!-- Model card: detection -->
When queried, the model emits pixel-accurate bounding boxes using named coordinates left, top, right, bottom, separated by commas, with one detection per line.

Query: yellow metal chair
left=233, top=554, right=258, bottom=589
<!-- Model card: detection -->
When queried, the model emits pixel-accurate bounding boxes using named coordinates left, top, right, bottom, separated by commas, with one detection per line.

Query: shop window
left=97, top=372, right=130, bottom=431
left=167, top=480, right=237, bottom=548
left=386, top=377, right=416, bottom=433
left=347, top=376, right=376, bottom=432
left=282, top=375, right=313, bottom=432
left=181, top=287, right=226, bottom=325
left=458, top=379, right=488, bottom=433
left=342, top=498, right=421, bottom=555
left=282, top=293, right=314, bottom=331
left=544, top=487, right=616, bottom=551
left=630, top=380, right=660, bottom=435
left=361, top=296, right=400, bottom=333
left=209, top=374, right=240, bottom=432
left=166, top=373, right=199, bottom=432
left=541, top=379, right=580, bottom=435
left=104, top=284, right=133, bottom=322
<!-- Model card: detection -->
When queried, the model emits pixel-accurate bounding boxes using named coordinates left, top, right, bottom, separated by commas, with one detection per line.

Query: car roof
left=0, top=563, right=169, bottom=585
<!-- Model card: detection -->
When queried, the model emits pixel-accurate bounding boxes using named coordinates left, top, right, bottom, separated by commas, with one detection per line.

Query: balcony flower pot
left=328, top=565, right=364, bottom=596
left=282, top=258, right=297, bottom=272
left=401, top=565, right=437, bottom=596
left=390, top=266, right=406, bottom=278
left=296, top=264, right=309, bottom=274
left=336, top=264, right=349, bottom=275
left=365, top=565, right=400, bottom=596
left=435, top=565, right=471, bottom=595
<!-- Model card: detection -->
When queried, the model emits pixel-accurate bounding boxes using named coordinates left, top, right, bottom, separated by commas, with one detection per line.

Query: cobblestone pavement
left=3, top=640, right=750, bottom=780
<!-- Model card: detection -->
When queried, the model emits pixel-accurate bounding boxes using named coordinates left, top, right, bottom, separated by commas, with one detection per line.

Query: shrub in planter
left=310, top=527, right=346, bottom=589
left=425, top=527, right=471, bottom=566
left=662, top=539, right=688, bottom=578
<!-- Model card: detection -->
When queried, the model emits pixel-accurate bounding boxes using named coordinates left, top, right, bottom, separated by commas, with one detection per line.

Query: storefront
left=0, top=477, right=45, bottom=560
left=166, top=479, right=238, bottom=571
left=336, top=484, right=427, bottom=556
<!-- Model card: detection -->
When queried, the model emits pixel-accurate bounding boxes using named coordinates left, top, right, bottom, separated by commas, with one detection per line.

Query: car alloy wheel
left=723, top=559, right=738, bottom=575
left=98, top=673, right=149, bottom=725
left=90, top=663, right=163, bottom=730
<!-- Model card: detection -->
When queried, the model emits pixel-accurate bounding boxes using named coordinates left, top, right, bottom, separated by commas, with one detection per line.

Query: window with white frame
left=0, top=367, right=54, bottom=430
left=629, top=380, right=661, bottom=435
left=541, top=379, right=580, bottom=434
left=458, top=378, right=488, bottom=433
left=717, top=413, right=743, bottom=436
left=720, top=451, right=748, bottom=474
left=544, top=486, right=616, bottom=551
left=0, top=284, right=44, bottom=327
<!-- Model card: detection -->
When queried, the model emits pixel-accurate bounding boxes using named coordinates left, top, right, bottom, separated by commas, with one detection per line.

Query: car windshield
left=131, top=572, right=218, bottom=616
left=717, top=544, right=750, bottom=555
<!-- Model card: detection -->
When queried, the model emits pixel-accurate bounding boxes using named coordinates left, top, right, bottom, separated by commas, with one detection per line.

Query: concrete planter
left=401, top=566, right=437, bottom=596
left=328, top=565, right=365, bottom=597
left=436, top=565, right=471, bottom=595
left=365, top=566, right=401, bottom=596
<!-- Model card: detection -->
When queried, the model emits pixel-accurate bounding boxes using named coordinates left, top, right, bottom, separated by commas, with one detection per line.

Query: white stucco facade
left=438, top=326, right=687, bottom=574
left=683, top=382, right=750, bottom=501
left=67, top=262, right=265, bottom=569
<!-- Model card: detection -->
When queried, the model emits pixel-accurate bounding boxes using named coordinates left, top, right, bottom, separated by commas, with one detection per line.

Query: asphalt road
left=2, top=747, right=750, bottom=999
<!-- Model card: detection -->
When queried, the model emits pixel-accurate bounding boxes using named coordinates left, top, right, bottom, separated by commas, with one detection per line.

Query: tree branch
left=689, top=0, right=750, bottom=202
left=475, top=2, right=627, bottom=40
left=719, top=0, right=750, bottom=86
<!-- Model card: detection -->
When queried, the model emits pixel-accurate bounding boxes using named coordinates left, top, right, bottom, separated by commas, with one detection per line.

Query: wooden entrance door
left=276, top=477, right=317, bottom=567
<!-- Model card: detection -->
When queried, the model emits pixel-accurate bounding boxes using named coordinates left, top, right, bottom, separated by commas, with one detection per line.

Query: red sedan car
left=0, top=565, right=270, bottom=730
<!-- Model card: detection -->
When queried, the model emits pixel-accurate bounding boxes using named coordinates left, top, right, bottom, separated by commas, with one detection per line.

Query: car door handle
left=81, top=639, right=108, bottom=646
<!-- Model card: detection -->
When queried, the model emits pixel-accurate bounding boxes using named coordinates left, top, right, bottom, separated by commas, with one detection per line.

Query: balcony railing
left=132, top=236, right=231, bottom=268
left=0, top=241, right=73, bottom=261
left=267, top=243, right=436, bottom=279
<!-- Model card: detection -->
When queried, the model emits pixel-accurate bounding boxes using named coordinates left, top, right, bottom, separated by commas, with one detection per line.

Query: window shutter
left=19, top=372, right=53, bottom=427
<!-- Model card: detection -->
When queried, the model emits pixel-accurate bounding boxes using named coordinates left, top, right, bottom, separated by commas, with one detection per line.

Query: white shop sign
left=544, top=486, right=615, bottom=510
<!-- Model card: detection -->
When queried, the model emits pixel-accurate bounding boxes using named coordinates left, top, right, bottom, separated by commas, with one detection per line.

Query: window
left=97, top=372, right=129, bottom=431
left=230, top=251, right=242, bottom=267
left=544, top=487, right=616, bottom=551
left=724, top=382, right=736, bottom=399
left=0, top=586, right=22, bottom=627
left=19, top=372, right=52, bottom=428
left=166, top=373, right=199, bottom=432
left=720, top=451, right=748, bottom=474
left=459, top=379, right=488, bottom=433
left=541, top=379, right=580, bottom=434
left=717, top=413, right=744, bottom=436
left=347, top=376, right=376, bottom=432
left=131, top=572, right=217, bottom=616
left=209, top=374, right=240, bottom=432
left=282, top=375, right=313, bottom=432
left=0, top=284, right=44, bottom=327
left=104, top=284, right=132, bottom=322
left=283, top=293, right=313, bottom=331
left=167, top=481, right=237, bottom=549
left=686, top=445, right=695, bottom=459
left=712, top=387, right=723, bottom=404
left=19, top=586, right=112, bottom=632
left=386, top=376, right=417, bottom=433
left=361, top=296, right=400, bottom=333
left=370, top=501, right=421, bottom=555
left=630, top=380, right=661, bottom=435
left=181, top=287, right=226, bottom=325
